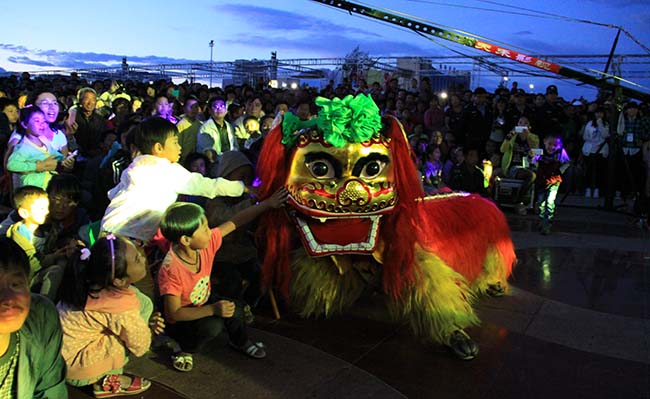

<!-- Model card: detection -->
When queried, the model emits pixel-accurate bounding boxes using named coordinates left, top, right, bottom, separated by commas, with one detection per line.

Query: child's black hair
left=0, top=237, right=30, bottom=278
left=544, top=131, right=563, bottom=141
left=13, top=185, right=47, bottom=210
left=183, top=152, right=209, bottom=172
left=17, top=106, right=45, bottom=135
left=46, top=174, right=82, bottom=204
left=59, top=236, right=131, bottom=310
left=134, top=116, right=177, bottom=155
left=160, top=202, right=205, bottom=243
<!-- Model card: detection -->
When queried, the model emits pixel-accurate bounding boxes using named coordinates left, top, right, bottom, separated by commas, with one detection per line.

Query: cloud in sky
left=215, top=4, right=381, bottom=38
left=212, top=3, right=437, bottom=57
left=0, top=44, right=203, bottom=70
left=0, top=44, right=30, bottom=54
left=7, top=56, right=54, bottom=67
left=224, top=33, right=433, bottom=58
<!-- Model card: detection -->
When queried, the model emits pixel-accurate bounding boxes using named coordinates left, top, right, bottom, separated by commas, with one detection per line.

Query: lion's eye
left=306, top=160, right=335, bottom=179
left=360, top=160, right=386, bottom=179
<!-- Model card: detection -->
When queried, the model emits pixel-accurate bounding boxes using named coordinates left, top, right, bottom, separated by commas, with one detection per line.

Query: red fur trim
left=257, top=125, right=290, bottom=199
left=379, top=117, right=426, bottom=299
left=256, top=124, right=294, bottom=299
left=416, top=195, right=515, bottom=281
left=258, top=209, right=293, bottom=300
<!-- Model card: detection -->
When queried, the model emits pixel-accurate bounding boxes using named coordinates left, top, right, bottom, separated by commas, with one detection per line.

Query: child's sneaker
left=584, top=188, right=591, bottom=198
left=593, top=188, right=599, bottom=199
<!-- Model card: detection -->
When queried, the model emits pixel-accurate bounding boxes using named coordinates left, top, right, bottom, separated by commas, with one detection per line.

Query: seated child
left=177, top=152, right=211, bottom=208
left=157, top=187, right=288, bottom=371
left=40, top=174, right=90, bottom=254
left=0, top=237, right=67, bottom=398
left=57, top=235, right=165, bottom=398
left=101, top=117, right=252, bottom=244
left=205, top=151, right=260, bottom=307
left=6, top=185, right=70, bottom=300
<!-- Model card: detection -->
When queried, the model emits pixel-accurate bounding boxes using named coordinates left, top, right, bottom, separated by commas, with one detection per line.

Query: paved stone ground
left=71, top=194, right=650, bottom=399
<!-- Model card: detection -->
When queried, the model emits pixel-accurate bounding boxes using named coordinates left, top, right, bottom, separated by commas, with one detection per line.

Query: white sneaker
left=593, top=188, right=599, bottom=198
left=585, top=188, right=591, bottom=198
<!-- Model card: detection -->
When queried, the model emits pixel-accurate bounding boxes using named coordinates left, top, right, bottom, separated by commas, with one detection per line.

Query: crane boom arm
left=310, top=0, right=648, bottom=100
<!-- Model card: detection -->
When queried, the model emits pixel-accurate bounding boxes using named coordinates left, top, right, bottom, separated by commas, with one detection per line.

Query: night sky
left=2, top=0, right=648, bottom=99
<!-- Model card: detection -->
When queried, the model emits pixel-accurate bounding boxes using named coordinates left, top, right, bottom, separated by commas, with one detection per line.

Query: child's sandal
left=93, top=373, right=151, bottom=398
left=231, top=340, right=266, bottom=359
left=171, top=352, right=193, bottom=372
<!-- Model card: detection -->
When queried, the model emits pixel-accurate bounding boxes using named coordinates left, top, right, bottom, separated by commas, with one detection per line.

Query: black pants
left=212, top=259, right=261, bottom=304
left=584, top=153, right=606, bottom=191
left=618, top=151, right=644, bottom=197
left=166, top=296, right=248, bottom=353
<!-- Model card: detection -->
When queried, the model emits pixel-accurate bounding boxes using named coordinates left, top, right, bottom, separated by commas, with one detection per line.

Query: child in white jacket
left=101, top=117, right=252, bottom=243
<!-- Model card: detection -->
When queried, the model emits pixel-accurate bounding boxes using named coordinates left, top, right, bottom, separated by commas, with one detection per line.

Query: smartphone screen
left=67, top=108, right=77, bottom=124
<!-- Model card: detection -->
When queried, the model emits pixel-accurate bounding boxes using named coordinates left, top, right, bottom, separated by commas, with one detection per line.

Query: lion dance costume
left=257, top=94, right=515, bottom=359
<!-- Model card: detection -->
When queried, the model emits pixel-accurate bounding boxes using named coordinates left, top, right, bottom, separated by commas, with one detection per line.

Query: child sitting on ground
left=57, top=235, right=165, bottom=398
left=157, top=187, right=288, bottom=371
left=0, top=237, right=67, bottom=398
left=6, top=185, right=71, bottom=300
left=534, top=133, right=570, bottom=235
left=205, top=151, right=260, bottom=309
left=177, top=152, right=211, bottom=208
left=101, top=117, right=253, bottom=244
left=40, top=174, right=90, bottom=255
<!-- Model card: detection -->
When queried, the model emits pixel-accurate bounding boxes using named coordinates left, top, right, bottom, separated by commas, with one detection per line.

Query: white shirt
left=101, top=155, right=244, bottom=242
left=581, top=120, right=609, bottom=157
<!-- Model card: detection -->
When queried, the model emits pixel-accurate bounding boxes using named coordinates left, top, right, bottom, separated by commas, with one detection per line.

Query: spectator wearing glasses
left=197, top=97, right=238, bottom=168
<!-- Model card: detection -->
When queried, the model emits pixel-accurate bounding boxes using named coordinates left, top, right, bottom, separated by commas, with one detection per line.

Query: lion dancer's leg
left=386, top=246, right=480, bottom=360
left=288, top=250, right=368, bottom=318
left=469, top=243, right=515, bottom=297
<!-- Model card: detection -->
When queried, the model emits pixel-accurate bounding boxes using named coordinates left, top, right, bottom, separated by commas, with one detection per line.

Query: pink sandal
left=93, top=373, right=152, bottom=398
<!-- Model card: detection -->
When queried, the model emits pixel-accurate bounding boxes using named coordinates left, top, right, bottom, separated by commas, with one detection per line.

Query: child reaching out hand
left=157, top=187, right=288, bottom=371
left=57, top=235, right=164, bottom=398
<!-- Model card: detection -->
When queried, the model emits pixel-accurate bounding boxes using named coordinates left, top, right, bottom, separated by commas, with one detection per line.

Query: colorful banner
left=474, top=40, right=561, bottom=73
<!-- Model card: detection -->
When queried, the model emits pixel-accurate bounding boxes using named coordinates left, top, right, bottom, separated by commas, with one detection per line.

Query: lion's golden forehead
left=294, top=140, right=392, bottom=163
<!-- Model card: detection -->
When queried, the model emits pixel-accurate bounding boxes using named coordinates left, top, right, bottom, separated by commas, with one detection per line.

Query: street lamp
left=209, top=40, right=214, bottom=88
left=529, top=83, right=534, bottom=93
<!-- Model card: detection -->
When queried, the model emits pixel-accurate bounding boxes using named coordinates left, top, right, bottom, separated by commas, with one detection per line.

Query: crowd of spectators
left=0, top=69, right=649, bottom=396
left=0, top=72, right=649, bottom=217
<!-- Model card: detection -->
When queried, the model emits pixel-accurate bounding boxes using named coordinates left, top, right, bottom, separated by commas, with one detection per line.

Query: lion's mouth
left=289, top=209, right=381, bottom=256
